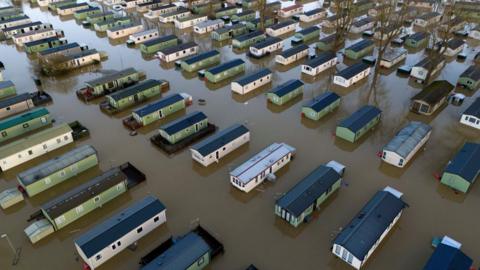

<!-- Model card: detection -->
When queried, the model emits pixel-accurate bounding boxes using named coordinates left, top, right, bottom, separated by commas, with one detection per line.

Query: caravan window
left=96, top=254, right=102, bottom=261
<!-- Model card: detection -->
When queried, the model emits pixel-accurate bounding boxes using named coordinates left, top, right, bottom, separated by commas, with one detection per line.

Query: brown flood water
left=0, top=1, right=479, bottom=270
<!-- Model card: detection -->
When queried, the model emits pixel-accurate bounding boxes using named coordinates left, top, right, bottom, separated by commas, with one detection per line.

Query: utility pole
left=1, top=233, right=21, bottom=265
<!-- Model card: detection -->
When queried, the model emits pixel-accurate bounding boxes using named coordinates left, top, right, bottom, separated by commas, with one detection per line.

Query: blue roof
left=39, top=42, right=79, bottom=55
left=423, top=243, right=473, bottom=270
left=191, top=124, right=249, bottom=156
left=58, top=2, right=89, bottom=10
left=334, top=189, right=407, bottom=260
left=251, top=36, right=282, bottom=49
left=159, top=42, right=197, bottom=55
left=336, top=62, right=370, bottom=80
left=109, top=79, right=162, bottom=101
left=270, top=79, right=304, bottom=97
left=24, top=37, right=59, bottom=47
left=276, top=165, right=341, bottom=217
left=304, top=51, right=336, bottom=68
left=444, top=143, right=480, bottom=183
left=75, top=6, right=99, bottom=13
left=345, top=39, right=374, bottom=53
left=134, top=93, right=184, bottom=117
left=75, top=196, right=166, bottom=258
left=463, top=97, right=480, bottom=118
left=304, top=8, right=324, bottom=16
left=0, top=108, right=49, bottom=131
left=0, top=93, right=31, bottom=109
left=268, top=20, right=296, bottom=30
left=0, top=80, right=15, bottom=89
left=160, top=111, right=207, bottom=136
left=234, top=68, right=272, bottom=86
left=183, top=50, right=219, bottom=65
left=3, top=21, right=42, bottom=32
left=206, top=59, right=244, bottom=75
left=234, top=30, right=264, bottom=42
left=141, top=232, right=210, bottom=270
left=408, top=32, right=427, bottom=42
left=142, top=34, right=177, bottom=47
left=303, top=91, right=340, bottom=112
left=338, top=105, right=381, bottom=132
left=279, top=44, right=309, bottom=58
left=297, top=25, right=320, bottom=36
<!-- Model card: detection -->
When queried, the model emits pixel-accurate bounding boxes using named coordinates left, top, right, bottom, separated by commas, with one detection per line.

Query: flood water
left=1, top=1, right=479, bottom=269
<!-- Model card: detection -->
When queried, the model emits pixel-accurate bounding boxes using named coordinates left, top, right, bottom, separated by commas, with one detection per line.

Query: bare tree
left=331, top=0, right=355, bottom=50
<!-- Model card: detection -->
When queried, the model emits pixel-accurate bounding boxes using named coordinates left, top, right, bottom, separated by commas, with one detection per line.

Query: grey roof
left=333, top=189, right=407, bottom=260
left=279, top=44, right=309, bottom=58
left=267, top=20, right=296, bottom=31
left=304, top=51, right=336, bottom=68
left=18, top=145, right=97, bottom=186
left=447, top=38, right=465, bottom=50
left=444, top=142, right=480, bottom=183
left=381, top=48, right=407, bottom=62
left=191, top=124, right=249, bottom=156
left=234, top=68, right=272, bottom=86
left=214, top=23, right=245, bottom=34
left=108, top=22, right=142, bottom=32
left=141, top=231, right=210, bottom=270
left=414, top=56, right=445, bottom=69
left=460, top=65, right=480, bottom=81
left=418, top=11, right=440, bottom=20
left=297, top=26, right=320, bottom=36
left=352, top=17, right=373, bottom=27
left=411, top=80, right=453, bottom=105
left=86, top=68, right=138, bottom=87
left=338, top=105, right=381, bottom=133
left=39, top=42, right=80, bottom=56
left=75, top=196, right=166, bottom=258
left=276, top=165, right=341, bottom=217
left=57, top=2, right=89, bottom=10
left=336, top=62, right=370, bottom=80
left=251, top=36, right=282, bottom=49
left=408, top=32, right=427, bottom=42
left=463, top=97, right=480, bottom=118
left=383, top=121, right=432, bottom=159
left=0, top=93, right=32, bottom=109
left=42, top=167, right=127, bottom=219
left=318, top=33, right=337, bottom=44
left=345, top=39, right=374, bottom=53
left=195, top=19, right=224, bottom=29
left=159, top=7, right=189, bottom=18
left=108, top=79, right=161, bottom=102
left=158, top=42, right=197, bottom=55
left=304, top=8, right=324, bottom=16
left=74, top=6, right=99, bottom=14
left=160, top=111, right=207, bottom=136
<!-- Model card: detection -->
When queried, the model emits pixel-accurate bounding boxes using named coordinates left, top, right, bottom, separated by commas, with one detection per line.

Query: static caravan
left=214, top=6, right=237, bottom=19
left=205, top=59, right=245, bottom=83
left=143, top=3, right=179, bottom=20
left=301, top=51, right=338, bottom=76
left=231, top=68, right=272, bottom=95
left=299, top=8, right=326, bottom=22
left=267, top=79, right=304, bottom=106
left=322, top=14, right=345, bottom=28
left=121, top=0, right=152, bottom=10
left=13, top=28, right=64, bottom=47
left=332, top=187, right=407, bottom=270
left=211, top=24, right=248, bottom=41
left=278, top=4, right=303, bottom=18
left=316, top=34, right=338, bottom=51
left=75, top=196, right=166, bottom=270
left=2, top=21, right=52, bottom=39
left=47, top=0, right=77, bottom=11
left=24, top=37, right=67, bottom=54
left=94, top=18, right=133, bottom=33
left=0, top=108, right=52, bottom=144
left=107, top=23, right=144, bottom=39
left=302, top=91, right=341, bottom=121
left=460, top=97, right=480, bottom=130
left=0, top=81, right=17, bottom=99
left=140, top=226, right=224, bottom=270
left=423, top=237, right=473, bottom=269
left=408, top=0, right=434, bottom=10
left=373, top=25, right=402, bottom=41
left=158, top=111, right=209, bottom=144
left=344, top=39, right=374, bottom=60
left=38, top=42, right=87, bottom=58
left=41, top=49, right=104, bottom=73
left=180, top=50, right=221, bottom=73
left=440, top=142, right=480, bottom=193
left=73, top=7, right=101, bottom=20
left=291, top=26, right=320, bottom=45
left=140, top=34, right=178, bottom=55
left=191, top=1, right=222, bottom=15
left=410, top=80, right=453, bottom=116
left=158, top=7, right=191, bottom=23
left=405, top=32, right=428, bottom=47
left=191, top=124, right=250, bottom=167
left=25, top=163, right=146, bottom=243
left=333, top=62, right=371, bottom=88
left=231, top=10, right=255, bottom=22
left=275, top=163, right=342, bottom=227
left=17, top=145, right=98, bottom=197
left=379, top=48, right=407, bottom=68
left=245, top=17, right=275, bottom=31
left=57, top=3, right=90, bottom=16
left=124, top=93, right=192, bottom=130
left=249, top=37, right=283, bottom=58
left=85, top=12, right=115, bottom=26
left=413, top=11, right=441, bottom=28
left=242, top=0, right=258, bottom=9
left=156, top=42, right=198, bottom=62
left=174, top=15, right=207, bottom=29
left=381, top=121, right=432, bottom=168
left=230, top=142, right=296, bottom=193
left=440, top=17, right=466, bottom=33
left=232, top=30, right=266, bottom=49
left=136, top=0, right=164, bottom=13
left=266, top=20, right=297, bottom=37
left=444, top=39, right=465, bottom=57
left=336, top=105, right=381, bottom=143
left=468, top=25, right=480, bottom=40
left=0, top=15, right=31, bottom=30
left=0, top=93, right=35, bottom=120
left=76, top=68, right=143, bottom=101
left=276, top=44, right=309, bottom=65
left=350, top=17, right=375, bottom=34
left=126, top=28, right=158, bottom=45
left=0, top=123, right=74, bottom=171
left=101, top=79, right=165, bottom=113
left=193, top=19, right=224, bottom=34
left=457, top=65, right=480, bottom=90
left=410, top=56, right=445, bottom=83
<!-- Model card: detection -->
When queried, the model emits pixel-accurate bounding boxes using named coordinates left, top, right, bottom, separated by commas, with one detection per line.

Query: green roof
left=0, top=123, right=72, bottom=159
left=0, top=108, right=50, bottom=131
